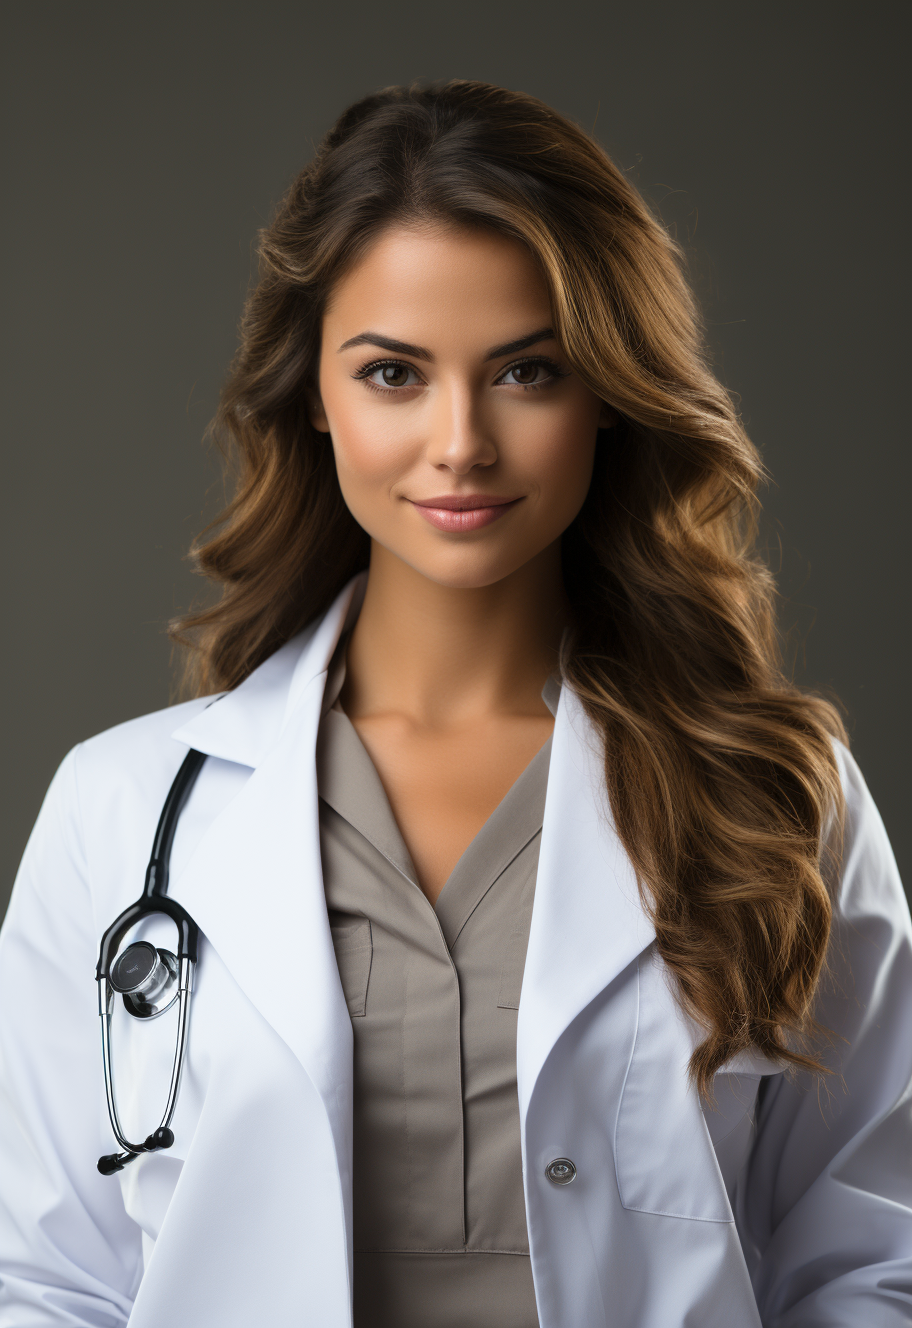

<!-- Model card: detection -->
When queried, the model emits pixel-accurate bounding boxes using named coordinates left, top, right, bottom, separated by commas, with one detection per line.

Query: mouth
left=408, top=493, right=523, bottom=533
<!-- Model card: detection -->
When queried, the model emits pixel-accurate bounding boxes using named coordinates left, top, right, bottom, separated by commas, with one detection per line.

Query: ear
left=598, top=402, right=618, bottom=429
left=307, top=391, right=330, bottom=434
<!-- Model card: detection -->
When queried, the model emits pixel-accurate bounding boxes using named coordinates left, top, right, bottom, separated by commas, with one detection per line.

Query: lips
left=409, top=494, right=522, bottom=533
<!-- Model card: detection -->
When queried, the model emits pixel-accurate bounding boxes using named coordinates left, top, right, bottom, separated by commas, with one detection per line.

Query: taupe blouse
left=316, top=639, right=557, bottom=1327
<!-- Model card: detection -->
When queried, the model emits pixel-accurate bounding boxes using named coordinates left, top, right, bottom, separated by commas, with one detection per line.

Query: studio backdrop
left=3, top=1, right=909, bottom=918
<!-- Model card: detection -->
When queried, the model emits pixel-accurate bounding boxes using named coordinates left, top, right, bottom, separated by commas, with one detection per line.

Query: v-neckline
left=316, top=631, right=559, bottom=929
left=316, top=707, right=552, bottom=940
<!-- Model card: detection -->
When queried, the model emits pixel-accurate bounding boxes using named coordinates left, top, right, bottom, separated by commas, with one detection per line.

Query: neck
left=341, top=541, right=569, bottom=728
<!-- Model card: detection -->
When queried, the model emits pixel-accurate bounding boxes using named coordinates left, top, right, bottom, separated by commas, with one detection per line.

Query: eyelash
left=351, top=355, right=570, bottom=395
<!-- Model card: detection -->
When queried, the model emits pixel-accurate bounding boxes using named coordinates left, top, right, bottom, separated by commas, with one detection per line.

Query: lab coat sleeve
left=0, top=747, right=142, bottom=1326
left=738, top=740, right=912, bottom=1326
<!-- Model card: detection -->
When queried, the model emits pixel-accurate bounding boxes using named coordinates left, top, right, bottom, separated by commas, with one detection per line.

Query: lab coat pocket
left=330, top=917, right=372, bottom=1017
left=614, top=946, right=733, bottom=1223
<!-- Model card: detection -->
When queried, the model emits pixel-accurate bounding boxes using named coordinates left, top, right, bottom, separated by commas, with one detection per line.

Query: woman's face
left=311, top=223, right=611, bottom=589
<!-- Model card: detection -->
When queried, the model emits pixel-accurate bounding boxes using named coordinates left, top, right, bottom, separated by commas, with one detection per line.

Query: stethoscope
left=95, top=748, right=207, bottom=1176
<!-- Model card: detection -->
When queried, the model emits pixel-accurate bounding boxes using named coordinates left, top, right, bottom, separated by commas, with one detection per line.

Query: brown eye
left=358, top=360, right=421, bottom=390
left=381, top=364, right=410, bottom=387
left=500, top=359, right=563, bottom=387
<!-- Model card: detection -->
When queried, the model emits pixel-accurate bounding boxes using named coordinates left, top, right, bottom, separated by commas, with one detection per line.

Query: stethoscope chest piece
left=110, top=942, right=180, bottom=1019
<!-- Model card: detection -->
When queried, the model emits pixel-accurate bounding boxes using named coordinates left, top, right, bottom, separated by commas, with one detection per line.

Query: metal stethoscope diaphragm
left=95, top=748, right=207, bottom=1175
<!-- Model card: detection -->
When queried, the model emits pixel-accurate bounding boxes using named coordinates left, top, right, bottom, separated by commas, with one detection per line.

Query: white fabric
left=1, top=572, right=910, bottom=1326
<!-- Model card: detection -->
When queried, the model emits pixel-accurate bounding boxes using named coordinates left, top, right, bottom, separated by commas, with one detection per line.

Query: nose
left=424, top=379, right=498, bottom=474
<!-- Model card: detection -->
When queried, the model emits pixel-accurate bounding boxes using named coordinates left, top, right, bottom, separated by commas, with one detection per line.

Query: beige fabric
left=316, top=641, right=557, bottom=1327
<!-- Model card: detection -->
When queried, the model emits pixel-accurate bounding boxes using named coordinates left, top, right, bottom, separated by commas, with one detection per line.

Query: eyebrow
left=337, top=326, right=557, bottom=362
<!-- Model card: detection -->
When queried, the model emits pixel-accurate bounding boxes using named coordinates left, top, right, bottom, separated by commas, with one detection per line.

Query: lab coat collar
left=171, top=573, right=368, bottom=766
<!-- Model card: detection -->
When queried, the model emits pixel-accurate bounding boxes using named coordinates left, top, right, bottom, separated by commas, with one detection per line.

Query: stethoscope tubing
left=96, top=748, right=207, bottom=1174
left=96, top=747, right=208, bottom=980
left=98, top=957, right=193, bottom=1160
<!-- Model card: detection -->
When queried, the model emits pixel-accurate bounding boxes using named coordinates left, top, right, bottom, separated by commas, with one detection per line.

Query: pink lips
left=409, top=494, right=522, bottom=532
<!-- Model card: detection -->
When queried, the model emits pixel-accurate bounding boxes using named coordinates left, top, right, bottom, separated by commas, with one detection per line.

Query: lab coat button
left=545, top=1157, right=577, bottom=1185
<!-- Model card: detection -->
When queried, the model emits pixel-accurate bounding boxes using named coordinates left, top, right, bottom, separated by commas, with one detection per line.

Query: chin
left=366, top=521, right=554, bottom=590
left=404, top=549, right=536, bottom=591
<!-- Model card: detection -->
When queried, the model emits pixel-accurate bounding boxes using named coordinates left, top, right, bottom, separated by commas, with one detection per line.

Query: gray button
left=545, top=1157, right=577, bottom=1185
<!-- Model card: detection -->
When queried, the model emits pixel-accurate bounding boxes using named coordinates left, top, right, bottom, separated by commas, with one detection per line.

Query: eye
left=353, top=359, right=423, bottom=391
left=497, top=357, right=568, bottom=389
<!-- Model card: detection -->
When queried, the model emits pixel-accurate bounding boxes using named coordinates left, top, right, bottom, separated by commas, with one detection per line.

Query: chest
left=345, top=711, right=555, bottom=901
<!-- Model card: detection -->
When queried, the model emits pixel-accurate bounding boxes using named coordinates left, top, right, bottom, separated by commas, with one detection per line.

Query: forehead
left=322, top=223, right=552, bottom=352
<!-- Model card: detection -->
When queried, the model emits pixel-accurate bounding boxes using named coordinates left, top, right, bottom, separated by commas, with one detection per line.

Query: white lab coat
left=1, top=573, right=910, bottom=1327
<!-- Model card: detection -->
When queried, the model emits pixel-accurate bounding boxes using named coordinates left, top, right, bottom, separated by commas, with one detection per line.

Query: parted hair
left=173, top=80, right=847, bottom=1094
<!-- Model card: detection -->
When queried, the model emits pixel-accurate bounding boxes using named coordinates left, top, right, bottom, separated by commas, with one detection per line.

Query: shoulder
left=68, top=694, right=219, bottom=817
left=43, top=696, right=220, bottom=887
left=74, top=694, right=218, bottom=780
left=25, top=696, right=217, bottom=841
left=819, top=740, right=912, bottom=1039
left=21, top=576, right=363, bottom=906
left=8, top=696, right=220, bottom=945
left=828, top=733, right=908, bottom=908
left=831, top=734, right=879, bottom=820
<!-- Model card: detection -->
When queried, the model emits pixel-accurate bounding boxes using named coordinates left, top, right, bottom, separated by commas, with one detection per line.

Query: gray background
left=3, top=2, right=909, bottom=920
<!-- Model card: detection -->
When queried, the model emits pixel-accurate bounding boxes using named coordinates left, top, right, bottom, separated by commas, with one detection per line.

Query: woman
left=1, top=81, right=909, bottom=1327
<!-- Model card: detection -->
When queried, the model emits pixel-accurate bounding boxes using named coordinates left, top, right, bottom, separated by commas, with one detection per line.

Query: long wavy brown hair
left=173, top=80, right=847, bottom=1093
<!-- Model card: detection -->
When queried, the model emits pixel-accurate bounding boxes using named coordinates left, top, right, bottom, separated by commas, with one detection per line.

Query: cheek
left=326, top=401, right=418, bottom=498
left=515, top=399, right=600, bottom=506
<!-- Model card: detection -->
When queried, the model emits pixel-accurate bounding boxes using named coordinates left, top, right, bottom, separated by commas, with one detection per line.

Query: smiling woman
left=1, top=80, right=910, bottom=1328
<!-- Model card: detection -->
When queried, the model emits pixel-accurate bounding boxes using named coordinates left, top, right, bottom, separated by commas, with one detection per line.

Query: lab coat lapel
left=517, top=683, right=656, bottom=1122
left=167, top=577, right=367, bottom=1146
